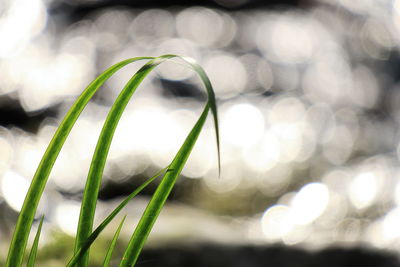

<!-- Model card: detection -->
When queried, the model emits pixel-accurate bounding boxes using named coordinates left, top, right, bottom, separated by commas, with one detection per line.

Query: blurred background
left=1, top=0, right=400, bottom=265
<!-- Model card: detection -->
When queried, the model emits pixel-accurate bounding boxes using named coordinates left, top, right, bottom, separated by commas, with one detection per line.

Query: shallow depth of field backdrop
left=1, top=0, right=400, bottom=265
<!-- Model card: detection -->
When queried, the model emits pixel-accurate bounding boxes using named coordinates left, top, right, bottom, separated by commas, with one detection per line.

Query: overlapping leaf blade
left=6, top=54, right=219, bottom=267
left=74, top=55, right=220, bottom=267
left=66, top=167, right=167, bottom=267
left=5, top=56, right=153, bottom=267
left=118, top=57, right=218, bottom=267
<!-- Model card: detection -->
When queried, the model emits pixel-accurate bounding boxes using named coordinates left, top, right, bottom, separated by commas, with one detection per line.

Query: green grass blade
left=102, top=215, right=126, bottom=267
left=179, top=57, right=221, bottom=174
left=74, top=55, right=174, bottom=266
left=5, top=56, right=153, bottom=267
left=66, top=167, right=167, bottom=267
left=74, top=54, right=220, bottom=267
left=119, top=103, right=211, bottom=267
left=26, top=216, right=44, bottom=267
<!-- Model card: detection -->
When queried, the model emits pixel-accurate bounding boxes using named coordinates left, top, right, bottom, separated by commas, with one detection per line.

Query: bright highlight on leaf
left=6, top=55, right=220, bottom=267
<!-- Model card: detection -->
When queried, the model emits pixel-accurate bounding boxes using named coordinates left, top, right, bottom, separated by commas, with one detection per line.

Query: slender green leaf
left=74, top=55, right=173, bottom=266
left=66, top=167, right=167, bottom=267
left=116, top=56, right=219, bottom=267
left=26, top=216, right=44, bottom=267
left=5, top=56, right=153, bottom=267
left=119, top=103, right=211, bottom=267
left=179, top=56, right=220, bottom=174
left=74, top=55, right=220, bottom=267
left=103, top=215, right=126, bottom=267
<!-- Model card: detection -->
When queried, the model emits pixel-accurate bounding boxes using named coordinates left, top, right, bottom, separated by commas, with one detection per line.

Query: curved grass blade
left=5, top=56, right=153, bottom=267
left=74, top=55, right=220, bottom=267
left=179, top=57, right=220, bottom=174
left=26, top=216, right=44, bottom=267
left=66, top=167, right=167, bottom=267
left=103, top=215, right=126, bottom=267
left=119, top=103, right=211, bottom=267
left=74, top=55, right=173, bottom=266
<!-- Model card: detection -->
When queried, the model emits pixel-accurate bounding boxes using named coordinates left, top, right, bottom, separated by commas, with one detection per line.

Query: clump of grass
left=5, top=55, right=220, bottom=267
